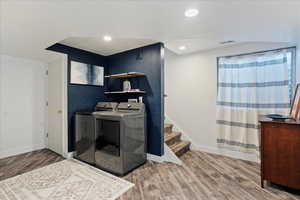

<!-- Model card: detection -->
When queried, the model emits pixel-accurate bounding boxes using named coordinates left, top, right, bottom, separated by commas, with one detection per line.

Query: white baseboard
left=147, top=144, right=259, bottom=164
left=165, top=115, right=260, bottom=163
left=147, top=153, right=165, bottom=163
left=64, top=151, right=74, bottom=159
left=147, top=144, right=183, bottom=165
left=190, top=144, right=260, bottom=163
left=0, top=143, right=46, bottom=159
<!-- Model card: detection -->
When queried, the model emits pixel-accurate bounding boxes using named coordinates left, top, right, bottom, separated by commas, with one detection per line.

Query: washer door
left=95, top=119, right=122, bottom=174
left=96, top=120, right=120, bottom=156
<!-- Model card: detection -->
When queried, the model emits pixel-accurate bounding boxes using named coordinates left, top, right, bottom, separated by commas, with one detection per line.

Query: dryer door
left=95, top=118, right=122, bottom=174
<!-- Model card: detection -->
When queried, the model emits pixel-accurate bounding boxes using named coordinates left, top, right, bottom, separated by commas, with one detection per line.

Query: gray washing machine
left=93, top=102, right=147, bottom=176
left=75, top=102, right=118, bottom=165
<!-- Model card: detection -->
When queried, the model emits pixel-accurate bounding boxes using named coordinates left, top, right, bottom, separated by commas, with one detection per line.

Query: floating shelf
left=105, top=90, right=146, bottom=94
left=105, top=72, right=145, bottom=79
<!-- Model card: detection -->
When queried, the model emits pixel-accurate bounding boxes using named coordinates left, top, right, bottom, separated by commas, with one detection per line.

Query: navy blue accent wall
left=47, top=43, right=164, bottom=156
left=47, top=44, right=107, bottom=152
left=106, top=43, right=165, bottom=156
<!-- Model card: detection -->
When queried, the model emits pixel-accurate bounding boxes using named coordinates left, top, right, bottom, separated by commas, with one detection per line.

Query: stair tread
left=169, top=140, right=191, bottom=153
left=165, top=132, right=181, bottom=142
left=164, top=123, right=173, bottom=128
left=164, top=123, right=173, bottom=133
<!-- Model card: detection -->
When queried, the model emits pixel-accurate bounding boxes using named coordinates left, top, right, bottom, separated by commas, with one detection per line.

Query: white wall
left=0, top=55, right=47, bottom=158
left=165, top=42, right=298, bottom=162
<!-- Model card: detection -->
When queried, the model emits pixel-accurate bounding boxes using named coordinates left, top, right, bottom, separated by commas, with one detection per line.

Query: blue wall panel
left=106, top=43, right=165, bottom=156
left=47, top=43, right=164, bottom=156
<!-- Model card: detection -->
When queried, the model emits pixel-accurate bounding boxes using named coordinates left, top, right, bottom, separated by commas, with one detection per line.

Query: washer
left=75, top=102, right=118, bottom=165
left=93, top=102, right=147, bottom=176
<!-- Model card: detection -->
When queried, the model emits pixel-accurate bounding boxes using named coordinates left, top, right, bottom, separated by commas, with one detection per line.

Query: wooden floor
left=1, top=149, right=300, bottom=200
left=0, top=149, right=64, bottom=181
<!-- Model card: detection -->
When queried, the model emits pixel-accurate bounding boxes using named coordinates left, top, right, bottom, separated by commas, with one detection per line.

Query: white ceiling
left=60, top=37, right=157, bottom=56
left=1, top=0, right=300, bottom=62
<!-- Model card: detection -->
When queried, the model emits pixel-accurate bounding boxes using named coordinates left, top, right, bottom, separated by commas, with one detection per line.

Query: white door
left=47, top=57, right=64, bottom=155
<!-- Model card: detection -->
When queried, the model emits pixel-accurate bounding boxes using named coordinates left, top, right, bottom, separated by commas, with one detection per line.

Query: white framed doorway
left=47, top=53, right=69, bottom=158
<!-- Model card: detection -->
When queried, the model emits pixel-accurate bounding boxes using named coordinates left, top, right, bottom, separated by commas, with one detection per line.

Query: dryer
left=93, top=102, right=147, bottom=176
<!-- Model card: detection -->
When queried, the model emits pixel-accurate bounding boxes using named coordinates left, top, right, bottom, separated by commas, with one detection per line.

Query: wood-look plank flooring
left=1, top=149, right=300, bottom=200
left=0, top=149, right=64, bottom=181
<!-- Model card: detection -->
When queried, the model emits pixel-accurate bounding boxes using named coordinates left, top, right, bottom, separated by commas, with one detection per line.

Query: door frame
left=61, top=54, right=69, bottom=158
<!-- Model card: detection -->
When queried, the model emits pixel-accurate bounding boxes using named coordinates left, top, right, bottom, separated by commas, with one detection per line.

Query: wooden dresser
left=260, top=116, right=300, bottom=189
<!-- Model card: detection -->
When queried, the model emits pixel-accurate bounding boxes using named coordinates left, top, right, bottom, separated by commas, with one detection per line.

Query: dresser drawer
left=261, top=123, right=300, bottom=189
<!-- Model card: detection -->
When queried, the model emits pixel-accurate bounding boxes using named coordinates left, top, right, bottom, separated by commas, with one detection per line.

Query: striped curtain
left=217, top=50, right=291, bottom=153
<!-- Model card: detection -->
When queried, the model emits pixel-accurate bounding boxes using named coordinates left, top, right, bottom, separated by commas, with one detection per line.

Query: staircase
left=164, top=123, right=191, bottom=157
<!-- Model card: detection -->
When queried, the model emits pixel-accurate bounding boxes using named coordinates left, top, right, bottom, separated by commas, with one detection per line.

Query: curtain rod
left=217, top=46, right=296, bottom=59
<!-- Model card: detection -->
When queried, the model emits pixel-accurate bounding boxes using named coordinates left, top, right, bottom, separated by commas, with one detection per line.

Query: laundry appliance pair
left=75, top=102, right=146, bottom=176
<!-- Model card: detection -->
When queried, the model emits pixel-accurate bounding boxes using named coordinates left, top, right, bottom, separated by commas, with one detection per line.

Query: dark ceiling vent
left=219, top=40, right=235, bottom=45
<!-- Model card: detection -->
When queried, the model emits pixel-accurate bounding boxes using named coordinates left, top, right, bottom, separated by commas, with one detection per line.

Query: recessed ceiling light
left=179, top=46, right=186, bottom=50
left=103, top=35, right=112, bottom=42
left=185, top=9, right=199, bottom=18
